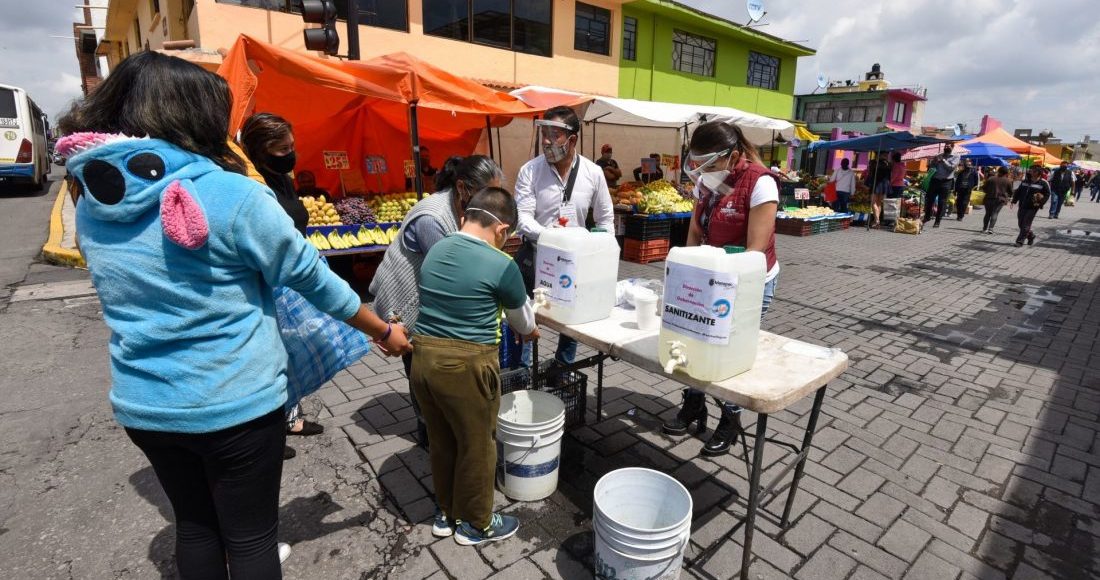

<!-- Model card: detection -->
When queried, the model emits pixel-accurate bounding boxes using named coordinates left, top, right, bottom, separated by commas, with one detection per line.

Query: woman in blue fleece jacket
left=57, top=51, right=411, bottom=579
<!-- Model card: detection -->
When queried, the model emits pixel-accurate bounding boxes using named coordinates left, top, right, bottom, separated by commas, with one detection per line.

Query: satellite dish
left=746, top=0, right=766, bottom=23
left=952, top=125, right=961, bottom=137
left=816, top=74, right=828, bottom=89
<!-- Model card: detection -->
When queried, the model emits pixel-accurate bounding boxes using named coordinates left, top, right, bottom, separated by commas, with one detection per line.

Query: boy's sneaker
left=278, top=542, right=292, bottom=564
left=453, top=513, right=519, bottom=546
left=432, top=509, right=454, bottom=538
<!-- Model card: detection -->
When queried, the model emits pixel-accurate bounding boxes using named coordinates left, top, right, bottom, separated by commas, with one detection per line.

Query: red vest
left=693, top=160, right=779, bottom=272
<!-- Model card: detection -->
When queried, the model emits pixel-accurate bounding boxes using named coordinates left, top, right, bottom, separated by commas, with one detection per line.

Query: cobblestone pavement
left=302, top=202, right=1100, bottom=580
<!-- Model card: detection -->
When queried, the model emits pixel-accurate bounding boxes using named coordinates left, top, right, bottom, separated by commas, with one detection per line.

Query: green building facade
left=618, top=0, right=814, bottom=120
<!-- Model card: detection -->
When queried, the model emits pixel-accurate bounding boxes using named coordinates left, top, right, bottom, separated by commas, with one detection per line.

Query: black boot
left=662, top=390, right=707, bottom=435
left=702, top=406, right=743, bottom=456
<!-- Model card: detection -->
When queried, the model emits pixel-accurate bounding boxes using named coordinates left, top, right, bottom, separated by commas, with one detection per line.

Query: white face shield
left=685, top=149, right=731, bottom=185
left=535, top=119, right=576, bottom=163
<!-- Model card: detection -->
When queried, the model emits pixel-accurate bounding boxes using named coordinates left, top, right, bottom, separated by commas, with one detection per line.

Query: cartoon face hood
left=59, top=133, right=221, bottom=250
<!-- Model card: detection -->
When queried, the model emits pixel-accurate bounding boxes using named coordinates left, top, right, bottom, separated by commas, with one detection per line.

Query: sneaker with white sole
left=432, top=509, right=454, bottom=537
left=278, top=542, right=292, bottom=564
left=453, top=513, right=519, bottom=546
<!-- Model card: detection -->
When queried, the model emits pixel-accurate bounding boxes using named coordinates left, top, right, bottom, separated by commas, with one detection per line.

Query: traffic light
left=301, top=0, right=339, bottom=56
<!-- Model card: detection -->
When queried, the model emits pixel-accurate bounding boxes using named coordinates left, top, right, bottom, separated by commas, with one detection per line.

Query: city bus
left=0, top=84, right=50, bottom=192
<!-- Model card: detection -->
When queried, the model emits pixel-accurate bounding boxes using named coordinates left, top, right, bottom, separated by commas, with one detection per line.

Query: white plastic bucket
left=593, top=468, right=693, bottom=580
left=497, top=390, right=566, bottom=501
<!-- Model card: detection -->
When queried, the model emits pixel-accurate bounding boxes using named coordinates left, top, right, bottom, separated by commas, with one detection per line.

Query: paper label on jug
left=662, top=262, right=737, bottom=345
left=535, top=246, right=577, bottom=307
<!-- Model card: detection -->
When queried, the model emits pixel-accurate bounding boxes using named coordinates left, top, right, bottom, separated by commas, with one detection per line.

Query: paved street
left=2, top=191, right=1099, bottom=579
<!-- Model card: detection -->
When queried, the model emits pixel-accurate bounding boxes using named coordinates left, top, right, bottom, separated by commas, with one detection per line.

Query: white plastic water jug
left=659, top=246, right=766, bottom=382
left=535, top=228, right=620, bottom=325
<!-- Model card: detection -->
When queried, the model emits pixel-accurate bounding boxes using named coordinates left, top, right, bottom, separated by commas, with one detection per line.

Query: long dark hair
left=58, top=51, right=245, bottom=174
left=430, top=155, right=503, bottom=220
left=239, top=113, right=292, bottom=172
left=689, top=121, right=764, bottom=167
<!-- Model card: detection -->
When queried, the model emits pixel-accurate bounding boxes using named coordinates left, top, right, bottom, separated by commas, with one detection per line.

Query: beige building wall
left=107, top=0, right=625, bottom=96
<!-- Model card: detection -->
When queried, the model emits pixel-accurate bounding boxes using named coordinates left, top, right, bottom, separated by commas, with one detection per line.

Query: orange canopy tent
left=960, top=127, right=1062, bottom=167
left=217, top=35, right=538, bottom=195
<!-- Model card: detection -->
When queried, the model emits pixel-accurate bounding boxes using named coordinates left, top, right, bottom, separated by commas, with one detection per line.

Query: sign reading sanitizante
left=535, top=246, right=577, bottom=307
left=662, top=262, right=738, bottom=345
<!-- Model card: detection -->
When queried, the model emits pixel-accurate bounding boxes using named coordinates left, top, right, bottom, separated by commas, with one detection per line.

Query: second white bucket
left=593, top=468, right=693, bottom=580
left=497, top=390, right=566, bottom=501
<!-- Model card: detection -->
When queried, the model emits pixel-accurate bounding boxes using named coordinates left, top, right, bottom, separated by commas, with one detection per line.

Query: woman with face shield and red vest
left=661, top=121, right=781, bottom=456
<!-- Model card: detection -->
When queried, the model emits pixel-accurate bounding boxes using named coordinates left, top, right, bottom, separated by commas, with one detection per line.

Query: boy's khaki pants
left=410, top=335, right=501, bottom=530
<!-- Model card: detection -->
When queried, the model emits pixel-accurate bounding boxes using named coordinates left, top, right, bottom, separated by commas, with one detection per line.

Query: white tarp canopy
left=510, top=86, right=795, bottom=146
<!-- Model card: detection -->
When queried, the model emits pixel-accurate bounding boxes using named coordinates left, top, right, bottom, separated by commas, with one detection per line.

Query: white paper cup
left=636, top=294, right=659, bottom=331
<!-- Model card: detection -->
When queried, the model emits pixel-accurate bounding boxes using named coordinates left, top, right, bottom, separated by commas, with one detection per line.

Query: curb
left=41, top=181, right=86, bottom=269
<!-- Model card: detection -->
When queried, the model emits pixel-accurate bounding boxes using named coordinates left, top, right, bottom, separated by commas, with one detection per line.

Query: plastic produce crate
left=500, top=360, right=588, bottom=429
left=624, top=215, right=672, bottom=240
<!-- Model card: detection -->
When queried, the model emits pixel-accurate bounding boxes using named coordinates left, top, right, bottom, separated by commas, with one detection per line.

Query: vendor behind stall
left=633, top=153, right=665, bottom=183
left=663, top=121, right=781, bottom=457
left=405, top=146, right=439, bottom=193
left=295, top=170, right=329, bottom=198
left=596, top=144, right=622, bottom=188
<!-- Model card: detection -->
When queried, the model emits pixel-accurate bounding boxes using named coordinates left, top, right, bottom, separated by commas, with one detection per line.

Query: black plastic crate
left=500, top=360, right=588, bottom=429
left=624, top=215, right=672, bottom=240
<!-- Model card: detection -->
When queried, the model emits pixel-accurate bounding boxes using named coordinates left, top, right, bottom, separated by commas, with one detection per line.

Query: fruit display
left=333, top=197, right=378, bottom=225
left=779, top=206, right=836, bottom=219
left=613, top=182, right=644, bottom=206
left=307, top=225, right=399, bottom=251
left=635, top=180, right=693, bottom=214
left=369, top=192, right=419, bottom=223
left=303, top=195, right=342, bottom=226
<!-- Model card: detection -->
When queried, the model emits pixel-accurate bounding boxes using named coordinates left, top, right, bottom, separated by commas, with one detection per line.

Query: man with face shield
left=514, top=106, right=615, bottom=368
left=662, top=121, right=781, bottom=457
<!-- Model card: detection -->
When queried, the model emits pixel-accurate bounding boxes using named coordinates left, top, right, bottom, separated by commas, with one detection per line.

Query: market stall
left=959, top=127, right=1062, bottom=167
left=808, top=131, right=955, bottom=230
left=217, top=35, right=540, bottom=263
left=510, top=86, right=798, bottom=261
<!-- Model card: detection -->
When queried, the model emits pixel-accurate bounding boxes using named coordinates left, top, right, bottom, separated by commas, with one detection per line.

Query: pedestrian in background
left=1011, top=165, right=1051, bottom=247
left=1048, top=161, right=1073, bottom=218
left=828, top=157, right=856, bottom=213
left=924, top=144, right=958, bottom=227
left=954, top=159, right=979, bottom=221
left=56, top=51, right=411, bottom=579
left=889, top=151, right=907, bottom=197
left=1089, top=171, right=1100, bottom=202
left=981, top=166, right=1012, bottom=234
left=1074, top=169, right=1086, bottom=201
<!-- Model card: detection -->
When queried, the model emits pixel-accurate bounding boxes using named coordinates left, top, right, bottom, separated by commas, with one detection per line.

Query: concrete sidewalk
left=14, top=189, right=1100, bottom=579
left=317, top=202, right=1100, bottom=579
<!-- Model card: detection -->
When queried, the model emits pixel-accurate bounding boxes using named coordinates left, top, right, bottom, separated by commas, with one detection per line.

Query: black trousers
left=983, top=203, right=1004, bottom=231
left=924, top=179, right=952, bottom=222
left=126, top=409, right=286, bottom=580
left=955, top=188, right=973, bottom=219
left=1017, top=207, right=1039, bottom=244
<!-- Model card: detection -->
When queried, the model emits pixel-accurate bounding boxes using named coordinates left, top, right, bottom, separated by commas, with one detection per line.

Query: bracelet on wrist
left=378, top=323, right=393, bottom=342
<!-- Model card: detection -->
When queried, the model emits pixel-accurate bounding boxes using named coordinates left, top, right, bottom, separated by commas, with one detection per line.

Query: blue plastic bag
left=273, top=285, right=371, bottom=411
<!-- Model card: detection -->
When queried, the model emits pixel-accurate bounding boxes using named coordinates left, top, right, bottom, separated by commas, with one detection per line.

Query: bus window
left=0, top=88, right=17, bottom=123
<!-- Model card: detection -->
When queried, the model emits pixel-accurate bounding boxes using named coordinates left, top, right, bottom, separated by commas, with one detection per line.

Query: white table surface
left=536, top=307, right=849, bottom=414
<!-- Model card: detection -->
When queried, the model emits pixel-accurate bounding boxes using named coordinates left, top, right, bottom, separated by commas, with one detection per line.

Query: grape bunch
left=334, top=197, right=378, bottom=226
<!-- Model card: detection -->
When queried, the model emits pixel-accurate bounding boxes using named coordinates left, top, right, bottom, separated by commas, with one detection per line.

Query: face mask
left=267, top=151, right=296, bottom=174
left=543, top=142, right=569, bottom=164
left=686, top=149, right=732, bottom=198
left=466, top=207, right=512, bottom=248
